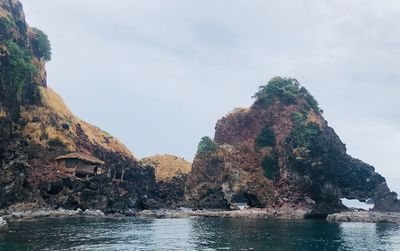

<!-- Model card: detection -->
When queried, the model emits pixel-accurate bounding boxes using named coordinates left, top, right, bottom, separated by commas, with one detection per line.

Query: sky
left=22, top=0, right=400, bottom=194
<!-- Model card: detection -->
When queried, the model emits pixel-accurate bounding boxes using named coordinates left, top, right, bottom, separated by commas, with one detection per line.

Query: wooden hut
left=56, top=152, right=105, bottom=178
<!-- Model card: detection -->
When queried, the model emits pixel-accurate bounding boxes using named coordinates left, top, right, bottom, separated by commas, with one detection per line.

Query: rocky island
left=0, top=0, right=400, bottom=226
left=186, top=76, right=400, bottom=215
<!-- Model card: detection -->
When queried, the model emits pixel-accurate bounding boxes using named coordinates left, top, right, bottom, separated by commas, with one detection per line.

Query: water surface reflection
left=0, top=217, right=399, bottom=250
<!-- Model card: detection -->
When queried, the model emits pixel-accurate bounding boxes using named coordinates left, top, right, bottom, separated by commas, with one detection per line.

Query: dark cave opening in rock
left=231, top=193, right=249, bottom=209
left=231, top=192, right=262, bottom=209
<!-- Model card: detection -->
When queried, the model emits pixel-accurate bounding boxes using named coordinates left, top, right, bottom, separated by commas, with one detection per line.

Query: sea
left=0, top=217, right=399, bottom=250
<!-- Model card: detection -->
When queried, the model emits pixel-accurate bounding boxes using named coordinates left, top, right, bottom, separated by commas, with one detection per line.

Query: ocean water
left=0, top=217, right=399, bottom=251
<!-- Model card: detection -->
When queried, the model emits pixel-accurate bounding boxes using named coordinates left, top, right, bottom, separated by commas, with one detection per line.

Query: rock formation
left=141, top=154, right=191, bottom=182
left=185, top=77, right=400, bottom=214
left=140, top=154, right=191, bottom=208
left=327, top=211, right=400, bottom=224
left=0, top=0, right=162, bottom=214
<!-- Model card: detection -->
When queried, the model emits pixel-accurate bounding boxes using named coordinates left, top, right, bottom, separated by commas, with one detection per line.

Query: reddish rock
left=186, top=77, right=400, bottom=214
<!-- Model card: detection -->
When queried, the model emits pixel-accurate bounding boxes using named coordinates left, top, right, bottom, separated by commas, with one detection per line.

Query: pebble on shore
left=0, top=217, right=8, bottom=233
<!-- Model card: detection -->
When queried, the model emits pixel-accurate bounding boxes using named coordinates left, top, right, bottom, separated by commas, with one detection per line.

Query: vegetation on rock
left=30, top=27, right=51, bottom=61
left=255, top=127, right=276, bottom=149
left=3, top=40, right=37, bottom=100
left=197, top=136, right=218, bottom=154
left=0, top=16, right=15, bottom=39
left=262, top=151, right=279, bottom=180
left=288, top=112, right=320, bottom=149
left=253, top=76, right=320, bottom=112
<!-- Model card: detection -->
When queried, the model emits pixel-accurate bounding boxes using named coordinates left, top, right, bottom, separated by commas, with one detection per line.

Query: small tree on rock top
left=197, top=136, right=218, bottom=154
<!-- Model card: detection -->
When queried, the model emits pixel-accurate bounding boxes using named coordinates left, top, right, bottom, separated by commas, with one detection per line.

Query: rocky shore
left=1, top=208, right=105, bottom=221
left=327, top=211, right=400, bottom=224
left=0, top=206, right=310, bottom=222
left=136, top=207, right=310, bottom=219
left=2, top=207, right=400, bottom=225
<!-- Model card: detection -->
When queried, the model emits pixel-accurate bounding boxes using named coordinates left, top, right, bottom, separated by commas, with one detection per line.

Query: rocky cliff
left=0, top=0, right=169, bottom=214
left=185, top=77, right=400, bottom=214
left=140, top=154, right=191, bottom=208
left=141, top=154, right=191, bottom=182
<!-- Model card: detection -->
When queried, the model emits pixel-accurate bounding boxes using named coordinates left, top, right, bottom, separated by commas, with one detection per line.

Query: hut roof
left=56, top=152, right=105, bottom=165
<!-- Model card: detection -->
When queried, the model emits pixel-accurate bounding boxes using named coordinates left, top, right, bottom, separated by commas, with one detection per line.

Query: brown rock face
left=140, top=154, right=191, bottom=182
left=140, top=154, right=191, bottom=208
left=186, top=77, right=400, bottom=214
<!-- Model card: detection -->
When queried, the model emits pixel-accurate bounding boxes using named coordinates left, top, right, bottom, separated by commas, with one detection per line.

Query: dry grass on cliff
left=0, top=4, right=10, bottom=18
left=226, top=107, right=250, bottom=117
left=37, top=86, right=136, bottom=158
left=45, top=126, right=72, bottom=148
left=40, top=87, right=73, bottom=119
left=78, top=120, right=135, bottom=159
left=21, top=105, right=76, bottom=151
left=306, top=110, right=324, bottom=128
left=140, top=154, right=191, bottom=181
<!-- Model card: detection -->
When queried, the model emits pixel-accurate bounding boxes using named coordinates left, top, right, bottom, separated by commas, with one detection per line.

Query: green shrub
left=31, top=27, right=51, bottom=61
left=0, top=16, right=15, bottom=39
left=262, top=151, right=279, bottom=180
left=289, top=112, right=320, bottom=148
left=253, top=77, right=320, bottom=111
left=255, top=127, right=275, bottom=149
left=197, top=136, right=218, bottom=154
left=4, top=40, right=37, bottom=100
left=304, top=92, right=319, bottom=112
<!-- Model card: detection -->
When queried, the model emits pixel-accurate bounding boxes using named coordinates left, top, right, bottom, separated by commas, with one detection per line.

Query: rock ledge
left=327, top=211, right=400, bottom=224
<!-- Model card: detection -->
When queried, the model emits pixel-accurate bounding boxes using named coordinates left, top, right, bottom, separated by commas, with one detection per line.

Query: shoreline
left=136, top=207, right=310, bottom=219
left=1, top=207, right=400, bottom=224
left=327, top=211, right=400, bottom=224
left=0, top=207, right=309, bottom=222
left=1, top=208, right=106, bottom=221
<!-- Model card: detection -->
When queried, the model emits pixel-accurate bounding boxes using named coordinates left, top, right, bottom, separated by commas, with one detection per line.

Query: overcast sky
left=22, top=0, right=400, bottom=194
